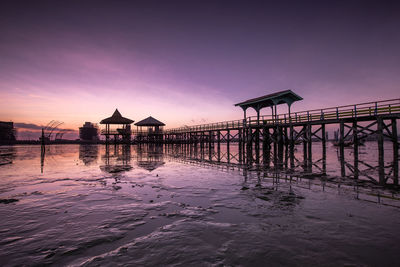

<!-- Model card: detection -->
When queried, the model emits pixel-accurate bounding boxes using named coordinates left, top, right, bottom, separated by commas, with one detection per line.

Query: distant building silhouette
left=0, top=121, right=16, bottom=142
left=79, top=122, right=99, bottom=141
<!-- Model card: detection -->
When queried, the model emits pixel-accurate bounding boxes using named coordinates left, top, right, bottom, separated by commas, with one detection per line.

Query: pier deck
left=160, top=98, right=400, bottom=186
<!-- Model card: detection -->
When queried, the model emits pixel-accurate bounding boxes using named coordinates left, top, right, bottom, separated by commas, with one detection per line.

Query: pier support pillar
left=340, top=121, right=345, bottom=177
left=263, top=127, right=271, bottom=168
left=321, top=123, right=326, bottom=175
left=307, top=124, right=312, bottom=170
left=353, top=121, right=359, bottom=179
left=227, top=130, right=230, bottom=162
left=377, top=117, right=385, bottom=185
left=289, top=124, right=294, bottom=169
left=239, top=129, right=243, bottom=164
left=217, top=130, right=221, bottom=162
left=303, top=125, right=308, bottom=169
left=392, top=118, right=398, bottom=185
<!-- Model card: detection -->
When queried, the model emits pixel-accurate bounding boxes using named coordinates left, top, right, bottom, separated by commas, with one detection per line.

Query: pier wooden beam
left=321, top=123, right=326, bottom=175
left=307, top=124, right=312, bottom=170
left=377, top=117, right=385, bottom=185
left=340, top=121, right=345, bottom=177
left=353, top=121, right=359, bottom=179
left=303, top=125, right=307, bottom=169
left=392, top=118, right=398, bottom=185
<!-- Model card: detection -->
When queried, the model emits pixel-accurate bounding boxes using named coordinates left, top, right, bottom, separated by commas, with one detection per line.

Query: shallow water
left=0, top=143, right=399, bottom=266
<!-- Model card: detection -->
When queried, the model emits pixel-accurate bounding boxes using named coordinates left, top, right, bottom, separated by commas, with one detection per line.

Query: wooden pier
left=162, top=95, right=400, bottom=186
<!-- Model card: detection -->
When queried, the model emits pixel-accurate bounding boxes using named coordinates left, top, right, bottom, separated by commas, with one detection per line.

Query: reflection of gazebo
left=136, top=144, right=165, bottom=171
left=100, top=144, right=132, bottom=174
left=134, top=116, right=165, bottom=143
left=100, top=109, right=134, bottom=144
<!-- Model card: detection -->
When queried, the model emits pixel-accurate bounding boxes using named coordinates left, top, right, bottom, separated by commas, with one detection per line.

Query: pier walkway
left=161, top=98, right=399, bottom=186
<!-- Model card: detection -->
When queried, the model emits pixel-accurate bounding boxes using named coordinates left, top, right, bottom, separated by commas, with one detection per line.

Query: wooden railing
left=100, top=129, right=131, bottom=135
left=165, top=98, right=400, bottom=134
left=165, top=119, right=244, bottom=134
left=247, top=98, right=400, bottom=125
left=101, top=129, right=163, bottom=135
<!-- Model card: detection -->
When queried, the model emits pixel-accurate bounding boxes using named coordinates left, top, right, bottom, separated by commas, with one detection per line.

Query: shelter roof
left=100, top=109, right=134, bottom=124
left=134, top=116, right=165, bottom=126
left=234, top=90, right=303, bottom=110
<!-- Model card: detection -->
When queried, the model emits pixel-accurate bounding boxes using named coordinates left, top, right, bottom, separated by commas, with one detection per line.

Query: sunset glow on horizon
left=1, top=1, right=399, bottom=139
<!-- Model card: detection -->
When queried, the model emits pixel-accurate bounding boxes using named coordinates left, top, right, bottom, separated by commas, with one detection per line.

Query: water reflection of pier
left=136, top=144, right=165, bottom=171
left=99, top=144, right=165, bottom=173
left=79, top=145, right=99, bottom=166
left=164, top=144, right=400, bottom=208
left=100, top=144, right=132, bottom=173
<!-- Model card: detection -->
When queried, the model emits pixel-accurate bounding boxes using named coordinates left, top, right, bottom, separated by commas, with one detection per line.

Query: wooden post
left=272, top=126, right=277, bottom=166
left=255, top=127, right=260, bottom=164
left=340, top=121, right=345, bottom=177
left=238, top=129, right=242, bottom=163
left=290, top=124, right=294, bottom=169
left=377, top=117, right=385, bottom=185
left=208, top=130, right=212, bottom=151
left=263, top=127, right=271, bottom=168
left=321, top=124, right=326, bottom=175
left=262, top=124, right=267, bottom=164
left=307, top=124, right=312, bottom=169
left=303, top=125, right=307, bottom=169
left=246, top=128, right=252, bottom=165
left=227, top=130, right=230, bottom=163
left=353, top=121, right=359, bottom=179
left=284, top=131, right=289, bottom=170
left=392, top=118, right=398, bottom=185
left=247, top=128, right=253, bottom=165
left=278, top=126, right=284, bottom=168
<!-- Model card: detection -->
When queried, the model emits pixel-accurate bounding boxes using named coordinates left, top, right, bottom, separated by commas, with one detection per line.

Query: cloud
left=14, top=122, right=44, bottom=130
left=14, top=122, right=75, bottom=132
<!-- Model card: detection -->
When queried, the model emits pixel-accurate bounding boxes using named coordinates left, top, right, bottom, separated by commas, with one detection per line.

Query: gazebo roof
left=134, top=116, right=165, bottom=127
left=100, top=109, right=134, bottom=124
left=235, top=90, right=303, bottom=110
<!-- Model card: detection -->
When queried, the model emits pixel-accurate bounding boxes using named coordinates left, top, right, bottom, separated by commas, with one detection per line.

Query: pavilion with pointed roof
left=100, top=109, right=134, bottom=143
left=134, top=116, right=165, bottom=143
left=235, top=89, right=303, bottom=124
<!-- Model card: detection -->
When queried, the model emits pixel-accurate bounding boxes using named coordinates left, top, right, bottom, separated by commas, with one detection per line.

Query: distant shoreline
left=0, top=140, right=105, bottom=146
left=0, top=138, right=397, bottom=146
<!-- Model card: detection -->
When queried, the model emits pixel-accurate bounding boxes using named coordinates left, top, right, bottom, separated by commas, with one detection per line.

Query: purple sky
left=0, top=0, right=399, bottom=139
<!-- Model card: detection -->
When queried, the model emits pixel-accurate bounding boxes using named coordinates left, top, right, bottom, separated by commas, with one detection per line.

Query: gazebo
left=235, top=90, right=303, bottom=124
left=100, top=109, right=134, bottom=144
left=134, top=116, right=165, bottom=143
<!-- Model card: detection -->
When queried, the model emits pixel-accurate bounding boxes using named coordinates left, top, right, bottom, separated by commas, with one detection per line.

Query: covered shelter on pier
left=134, top=116, right=165, bottom=143
left=100, top=109, right=134, bottom=143
left=234, top=90, right=303, bottom=124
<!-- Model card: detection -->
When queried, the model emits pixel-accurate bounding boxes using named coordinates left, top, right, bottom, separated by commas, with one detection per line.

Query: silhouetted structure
left=100, top=109, right=134, bottom=144
left=164, top=95, right=400, bottom=186
left=235, top=90, right=303, bottom=122
left=79, top=122, right=99, bottom=141
left=0, top=121, right=16, bottom=142
left=134, top=116, right=165, bottom=143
